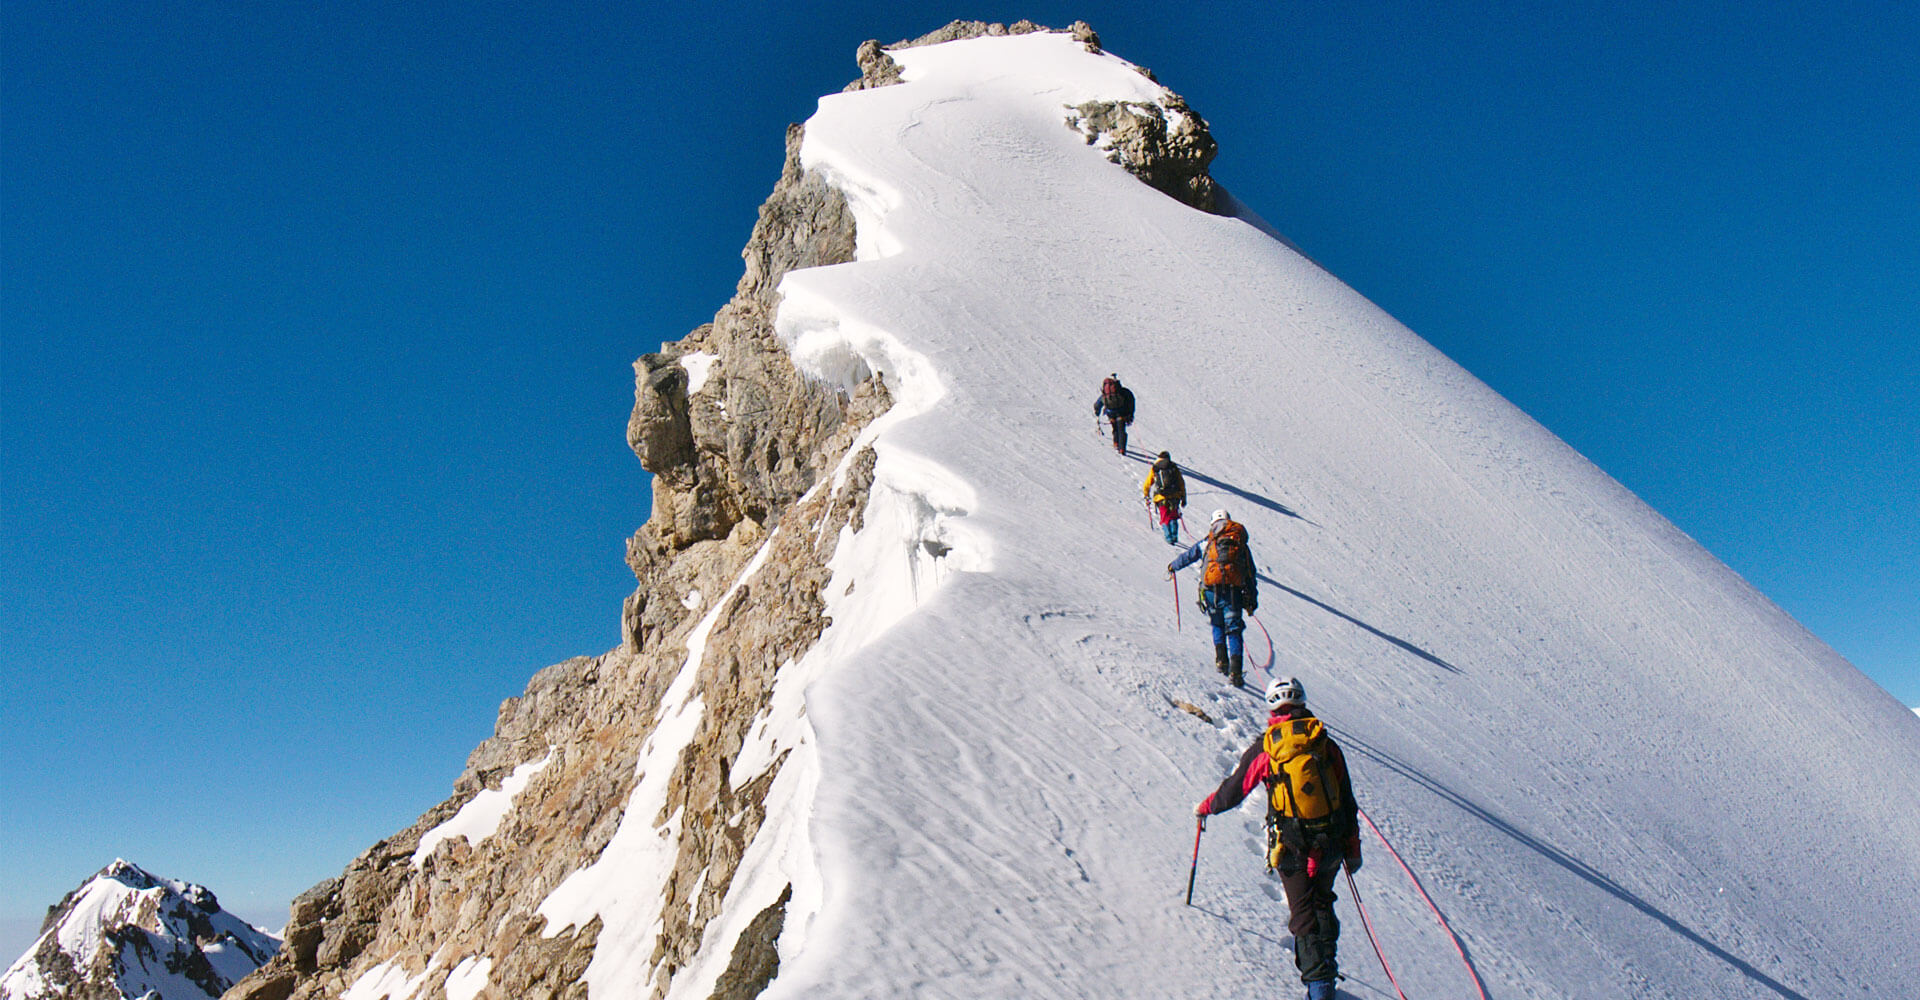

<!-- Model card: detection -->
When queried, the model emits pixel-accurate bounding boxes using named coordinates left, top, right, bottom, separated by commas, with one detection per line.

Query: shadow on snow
left=1254, top=572, right=1460, bottom=675
left=1329, top=728, right=1813, bottom=1000
left=1121, top=450, right=1313, bottom=525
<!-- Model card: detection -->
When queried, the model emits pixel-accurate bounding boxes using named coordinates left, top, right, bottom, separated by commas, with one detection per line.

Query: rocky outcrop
left=225, top=40, right=891, bottom=1000
left=625, top=123, right=856, bottom=561
left=843, top=19, right=1221, bottom=214
left=846, top=19, right=1101, bottom=91
left=1066, top=96, right=1221, bottom=213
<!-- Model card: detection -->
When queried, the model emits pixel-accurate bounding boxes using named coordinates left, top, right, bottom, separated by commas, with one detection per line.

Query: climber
left=1141, top=450, right=1187, bottom=545
left=1167, top=508, right=1257, bottom=685
left=1093, top=373, right=1135, bottom=454
left=1193, top=677, right=1360, bottom=1000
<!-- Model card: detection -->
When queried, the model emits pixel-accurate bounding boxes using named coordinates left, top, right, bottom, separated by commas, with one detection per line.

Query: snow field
left=743, top=30, right=1920, bottom=999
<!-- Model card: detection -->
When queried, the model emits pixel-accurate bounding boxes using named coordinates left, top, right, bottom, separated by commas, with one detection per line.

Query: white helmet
left=1266, top=676, right=1305, bottom=711
left=1210, top=509, right=1229, bottom=526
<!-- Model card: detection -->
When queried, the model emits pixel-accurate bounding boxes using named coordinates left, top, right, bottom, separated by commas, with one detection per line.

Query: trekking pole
left=1185, top=815, right=1205, bottom=905
left=1345, top=866, right=1412, bottom=1000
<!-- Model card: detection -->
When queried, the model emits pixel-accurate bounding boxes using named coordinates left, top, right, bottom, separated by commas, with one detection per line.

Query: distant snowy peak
left=1, top=859, right=280, bottom=1000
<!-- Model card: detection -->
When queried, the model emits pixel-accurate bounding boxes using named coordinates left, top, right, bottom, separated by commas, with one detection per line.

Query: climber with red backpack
left=1193, top=677, right=1360, bottom=1000
left=1092, top=373, right=1135, bottom=454
left=1167, top=509, right=1258, bottom=685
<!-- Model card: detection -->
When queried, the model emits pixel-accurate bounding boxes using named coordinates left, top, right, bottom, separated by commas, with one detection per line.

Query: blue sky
left=3, top=0, right=1914, bottom=958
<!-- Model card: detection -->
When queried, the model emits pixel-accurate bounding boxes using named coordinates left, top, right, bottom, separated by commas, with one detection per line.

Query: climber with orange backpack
left=1193, top=677, right=1360, bottom=1000
left=1092, top=373, right=1135, bottom=454
left=1166, top=509, right=1258, bottom=685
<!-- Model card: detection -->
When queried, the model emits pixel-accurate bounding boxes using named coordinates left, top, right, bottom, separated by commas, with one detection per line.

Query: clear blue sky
left=4, top=0, right=1914, bottom=958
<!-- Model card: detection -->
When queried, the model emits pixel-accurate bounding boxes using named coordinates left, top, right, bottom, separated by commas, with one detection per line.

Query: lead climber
left=1093, top=373, right=1135, bottom=454
left=1193, top=677, right=1360, bottom=1000
left=1167, top=508, right=1257, bottom=685
left=1141, top=450, right=1187, bottom=545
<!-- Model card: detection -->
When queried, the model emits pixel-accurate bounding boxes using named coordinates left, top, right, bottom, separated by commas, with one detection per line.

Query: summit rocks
left=844, top=19, right=1221, bottom=213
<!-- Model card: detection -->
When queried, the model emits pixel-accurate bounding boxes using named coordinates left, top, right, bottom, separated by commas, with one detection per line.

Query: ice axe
left=1185, top=815, right=1205, bottom=905
left=1170, top=571, right=1181, bottom=631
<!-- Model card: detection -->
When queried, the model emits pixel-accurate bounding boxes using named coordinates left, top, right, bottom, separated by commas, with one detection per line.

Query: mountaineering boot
left=1229, top=653, right=1244, bottom=688
left=1214, top=644, right=1230, bottom=676
left=1304, top=979, right=1336, bottom=1000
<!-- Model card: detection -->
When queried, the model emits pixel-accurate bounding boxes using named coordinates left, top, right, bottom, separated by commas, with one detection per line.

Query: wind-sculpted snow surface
left=729, top=30, right=1920, bottom=999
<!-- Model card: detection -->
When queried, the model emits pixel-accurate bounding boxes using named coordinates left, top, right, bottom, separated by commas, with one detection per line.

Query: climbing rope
left=1249, top=613, right=1276, bottom=676
left=1346, top=865, right=1413, bottom=1000
left=1356, top=806, right=1492, bottom=1000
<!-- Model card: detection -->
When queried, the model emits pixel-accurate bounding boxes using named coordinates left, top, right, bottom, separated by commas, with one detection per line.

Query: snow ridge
left=710, top=30, right=1918, bottom=999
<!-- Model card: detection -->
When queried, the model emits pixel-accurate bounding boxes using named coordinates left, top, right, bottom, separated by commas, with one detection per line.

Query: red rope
left=1346, top=865, right=1413, bottom=1000
left=1357, top=807, right=1492, bottom=1000
left=1249, top=613, right=1275, bottom=676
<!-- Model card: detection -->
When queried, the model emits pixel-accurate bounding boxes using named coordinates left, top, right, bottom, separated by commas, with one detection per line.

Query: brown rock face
left=225, top=22, right=1219, bottom=1000
left=1066, top=96, right=1222, bottom=214
left=226, top=66, right=885, bottom=1000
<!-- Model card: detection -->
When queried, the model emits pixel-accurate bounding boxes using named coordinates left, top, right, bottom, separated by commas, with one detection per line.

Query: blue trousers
left=1204, top=586, right=1247, bottom=657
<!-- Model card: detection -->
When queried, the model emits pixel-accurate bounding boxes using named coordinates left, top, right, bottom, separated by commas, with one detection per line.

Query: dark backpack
left=1153, top=462, right=1185, bottom=503
left=1101, top=376, right=1124, bottom=413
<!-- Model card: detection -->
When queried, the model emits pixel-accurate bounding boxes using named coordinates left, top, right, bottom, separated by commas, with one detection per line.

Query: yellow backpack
left=1262, top=717, right=1342, bottom=869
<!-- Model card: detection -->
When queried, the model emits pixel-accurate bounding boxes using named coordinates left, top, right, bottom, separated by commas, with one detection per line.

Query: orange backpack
left=1202, top=520, right=1248, bottom=587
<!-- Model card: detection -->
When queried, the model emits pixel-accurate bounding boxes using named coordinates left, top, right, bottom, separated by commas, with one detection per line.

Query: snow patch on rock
left=536, top=533, right=782, bottom=1000
left=443, top=956, right=491, bottom=1000
left=679, top=351, right=720, bottom=395
left=412, top=749, right=555, bottom=866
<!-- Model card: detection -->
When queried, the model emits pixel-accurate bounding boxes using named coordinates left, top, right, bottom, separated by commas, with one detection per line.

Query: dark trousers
left=1280, top=864, right=1342, bottom=984
left=1108, top=416, right=1128, bottom=452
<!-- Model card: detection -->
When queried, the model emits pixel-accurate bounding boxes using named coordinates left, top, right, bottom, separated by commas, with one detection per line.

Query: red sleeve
left=1202, top=736, right=1270, bottom=815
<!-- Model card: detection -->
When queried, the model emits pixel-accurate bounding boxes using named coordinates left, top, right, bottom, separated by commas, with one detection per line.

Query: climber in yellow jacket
left=1142, top=450, right=1187, bottom=545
